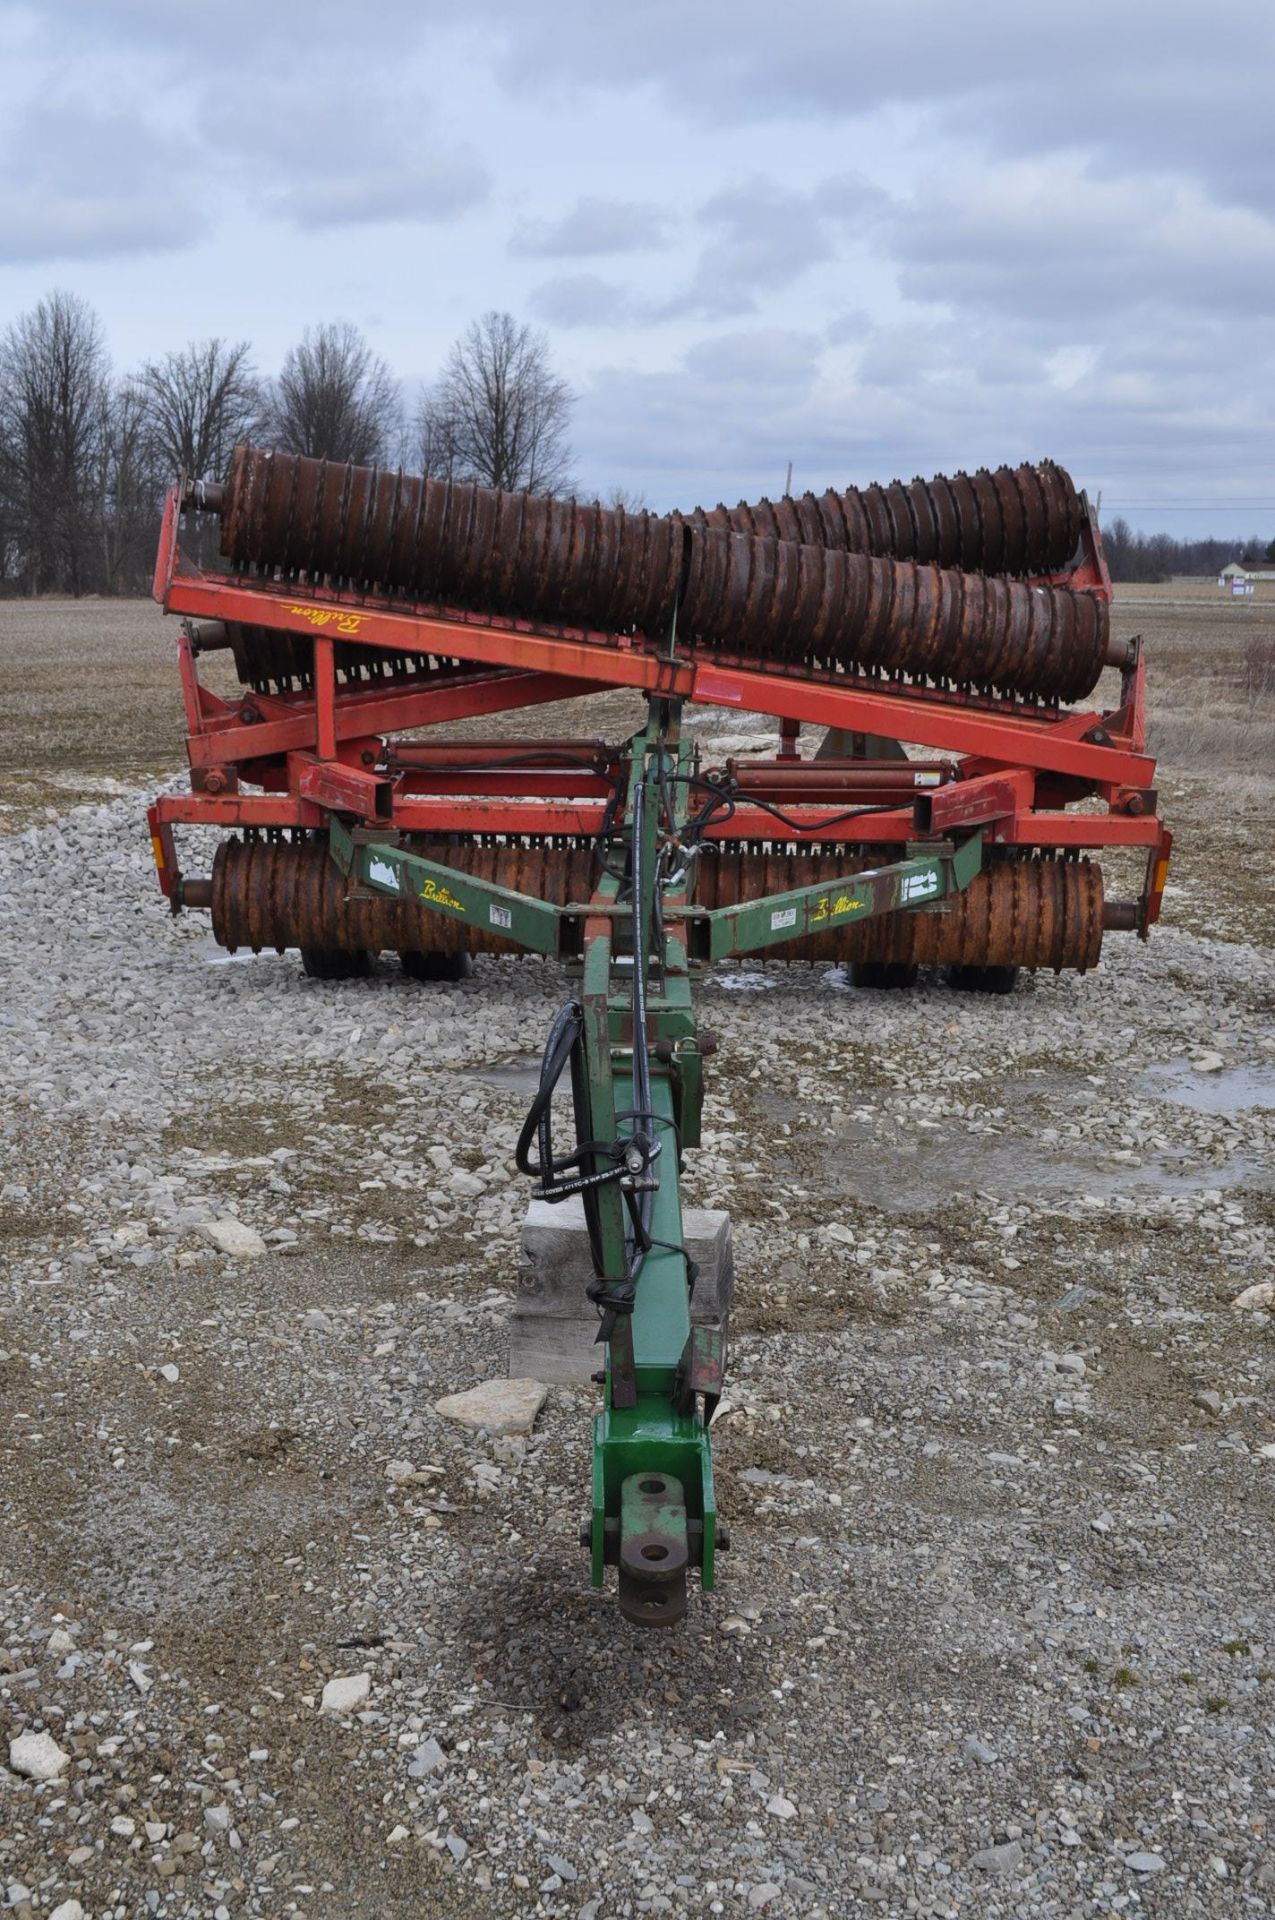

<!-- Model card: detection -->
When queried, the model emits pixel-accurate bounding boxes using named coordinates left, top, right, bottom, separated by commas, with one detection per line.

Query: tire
left=947, top=964, right=1021, bottom=995
left=399, top=950, right=473, bottom=983
left=300, top=947, right=371, bottom=980
left=849, top=961, right=918, bottom=990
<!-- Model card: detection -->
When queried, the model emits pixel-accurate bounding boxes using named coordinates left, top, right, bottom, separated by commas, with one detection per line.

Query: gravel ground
left=2, top=594, right=1275, bottom=1920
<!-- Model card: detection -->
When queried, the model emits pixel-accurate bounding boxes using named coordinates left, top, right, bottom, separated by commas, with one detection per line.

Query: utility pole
left=784, top=461, right=793, bottom=498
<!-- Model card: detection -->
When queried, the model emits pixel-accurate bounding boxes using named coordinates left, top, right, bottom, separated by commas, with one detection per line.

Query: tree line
left=4, top=288, right=1270, bottom=598
left=0, top=292, right=575, bottom=596
left=1098, top=518, right=1275, bottom=584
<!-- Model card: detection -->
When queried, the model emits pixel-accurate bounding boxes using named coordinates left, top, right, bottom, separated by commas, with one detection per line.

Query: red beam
left=685, top=662, right=1152, bottom=787
left=314, top=635, right=337, bottom=759
left=292, top=754, right=392, bottom=821
left=161, top=569, right=1155, bottom=788
left=151, top=791, right=1164, bottom=849
left=393, top=769, right=614, bottom=798
left=921, top=769, right=1035, bottom=833
left=386, top=738, right=613, bottom=764
left=186, top=666, right=613, bottom=767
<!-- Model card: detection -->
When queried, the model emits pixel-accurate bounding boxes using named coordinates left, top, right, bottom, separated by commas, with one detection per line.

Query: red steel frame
left=147, top=485, right=1173, bottom=931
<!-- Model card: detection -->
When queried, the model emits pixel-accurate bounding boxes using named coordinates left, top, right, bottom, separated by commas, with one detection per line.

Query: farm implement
left=148, top=446, right=1172, bottom=1624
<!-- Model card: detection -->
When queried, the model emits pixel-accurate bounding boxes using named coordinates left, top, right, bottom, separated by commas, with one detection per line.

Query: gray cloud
left=278, top=152, right=490, bottom=230
left=33, top=0, right=439, bottom=50
left=568, top=283, right=1275, bottom=519
left=681, top=329, right=822, bottom=390
left=470, top=0, right=1271, bottom=191
left=888, top=160, right=1275, bottom=326
left=511, top=197, right=672, bottom=257
left=199, top=77, right=490, bottom=231
left=570, top=330, right=828, bottom=508
left=664, top=173, right=883, bottom=319
left=0, top=104, right=202, bottom=264
left=529, top=274, right=634, bottom=328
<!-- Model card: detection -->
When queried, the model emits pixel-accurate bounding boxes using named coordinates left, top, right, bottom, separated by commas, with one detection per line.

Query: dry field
left=1120, top=579, right=1275, bottom=946
left=2, top=584, right=1275, bottom=1920
left=0, top=600, right=239, bottom=824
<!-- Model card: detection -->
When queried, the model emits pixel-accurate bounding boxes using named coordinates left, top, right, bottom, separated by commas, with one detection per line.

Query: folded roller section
left=216, top=446, right=1111, bottom=705
left=693, top=460, right=1084, bottom=577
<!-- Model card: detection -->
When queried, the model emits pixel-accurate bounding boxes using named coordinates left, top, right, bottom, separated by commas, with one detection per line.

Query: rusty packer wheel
left=218, top=446, right=1109, bottom=705
left=209, top=837, right=1104, bottom=976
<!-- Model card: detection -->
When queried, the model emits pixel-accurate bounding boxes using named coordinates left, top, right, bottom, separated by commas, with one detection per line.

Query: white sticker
left=489, top=903, right=513, bottom=929
left=369, top=857, right=399, bottom=892
left=901, top=869, right=939, bottom=903
left=917, top=772, right=941, bottom=787
left=770, top=906, right=798, bottom=930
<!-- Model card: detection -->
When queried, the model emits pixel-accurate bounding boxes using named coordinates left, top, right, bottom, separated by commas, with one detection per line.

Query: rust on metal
left=208, top=836, right=1103, bottom=974
left=209, top=836, right=596, bottom=959
left=692, top=460, right=1084, bottom=577
left=216, top=447, right=1109, bottom=705
left=215, top=620, right=456, bottom=693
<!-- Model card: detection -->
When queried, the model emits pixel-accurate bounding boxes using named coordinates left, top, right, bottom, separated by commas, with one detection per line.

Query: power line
left=1103, top=501, right=1275, bottom=509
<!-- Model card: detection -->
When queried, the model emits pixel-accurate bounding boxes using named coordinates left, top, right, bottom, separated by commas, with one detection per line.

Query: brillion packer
left=148, top=446, right=1172, bottom=1625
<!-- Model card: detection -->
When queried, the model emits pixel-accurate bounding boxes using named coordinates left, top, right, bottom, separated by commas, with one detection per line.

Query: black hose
left=514, top=1002, right=625, bottom=1202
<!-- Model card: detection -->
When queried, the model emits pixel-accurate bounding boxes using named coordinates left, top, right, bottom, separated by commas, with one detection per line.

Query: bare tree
left=604, top=484, right=648, bottom=513
left=269, top=321, right=400, bottom=465
left=0, top=457, right=15, bottom=587
left=0, top=290, right=110, bottom=593
left=95, top=382, right=163, bottom=593
left=421, top=311, right=574, bottom=495
left=138, top=338, right=263, bottom=482
left=413, top=387, right=464, bottom=483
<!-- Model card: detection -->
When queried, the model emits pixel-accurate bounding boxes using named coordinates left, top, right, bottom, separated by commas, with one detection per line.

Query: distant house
left=1218, top=560, right=1275, bottom=591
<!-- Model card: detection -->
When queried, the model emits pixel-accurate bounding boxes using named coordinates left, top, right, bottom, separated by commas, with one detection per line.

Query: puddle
left=468, top=1055, right=543, bottom=1096
left=770, top=1124, right=1257, bottom=1214
left=759, top=1068, right=1267, bottom=1215
left=1140, top=1061, right=1275, bottom=1116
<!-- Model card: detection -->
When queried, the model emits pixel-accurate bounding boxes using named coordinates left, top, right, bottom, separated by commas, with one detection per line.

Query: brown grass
left=1113, top=578, right=1275, bottom=775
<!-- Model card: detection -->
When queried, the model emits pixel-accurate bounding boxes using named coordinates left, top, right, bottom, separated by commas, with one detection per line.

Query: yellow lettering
left=421, top=878, right=464, bottom=912
left=285, top=603, right=362, bottom=635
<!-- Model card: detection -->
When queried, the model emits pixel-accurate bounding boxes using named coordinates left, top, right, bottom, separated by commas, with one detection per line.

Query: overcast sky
left=1, top=0, right=1272, bottom=535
